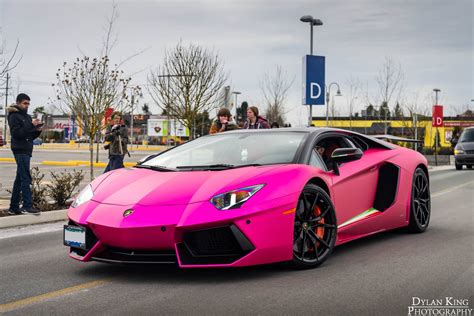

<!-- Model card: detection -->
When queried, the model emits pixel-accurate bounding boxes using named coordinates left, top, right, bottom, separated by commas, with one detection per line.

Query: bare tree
left=52, top=5, right=137, bottom=180
left=54, top=56, right=133, bottom=179
left=371, top=57, right=405, bottom=133
left=399, top=90, right=431, bottom=145
left=148, top=42, right=228, bottom=140
left=0, top=35, right=22, bottom=84
left=345, top=75, right=361, bottom=130
left=375, top=57, right=404, bottom=109
left=260, top=65, right=294, bottom=126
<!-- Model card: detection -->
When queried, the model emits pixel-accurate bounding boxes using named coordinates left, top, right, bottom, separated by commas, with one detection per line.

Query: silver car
left=454, top=127, right=474, bottom=170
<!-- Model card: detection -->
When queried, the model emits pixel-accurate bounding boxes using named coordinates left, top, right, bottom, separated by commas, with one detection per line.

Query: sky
left=0, top=0, right=472, bottom=126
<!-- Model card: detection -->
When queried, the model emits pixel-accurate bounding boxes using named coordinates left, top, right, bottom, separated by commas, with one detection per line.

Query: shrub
left=46, top=169, right=85, bottom=207
left=31, top=167, right=51, bottom=211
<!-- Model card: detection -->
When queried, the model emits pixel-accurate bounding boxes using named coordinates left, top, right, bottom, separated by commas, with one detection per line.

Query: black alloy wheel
left=408, top=168, right=431, bottom=233
left=292, top=184, right=337, bottom=268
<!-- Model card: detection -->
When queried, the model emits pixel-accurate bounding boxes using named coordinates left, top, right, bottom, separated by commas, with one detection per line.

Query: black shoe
left=7, top=209, right=22, bottom=215
left=20, top=207, right=41, bottom=215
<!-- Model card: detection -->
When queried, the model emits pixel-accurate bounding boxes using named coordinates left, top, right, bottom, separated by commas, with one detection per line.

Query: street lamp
left=326, top=82, right=342, bottom=127
left=300, top=15, right=323, bottom=127
left=299, top=15, right=323, bottom=55
left=232, top=91, right=241, bottom=121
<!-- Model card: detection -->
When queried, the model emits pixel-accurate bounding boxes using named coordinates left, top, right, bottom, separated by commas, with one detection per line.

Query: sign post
left=302, top=55, right=325, bottom=126
left=432, top=105, right=444, bottom=166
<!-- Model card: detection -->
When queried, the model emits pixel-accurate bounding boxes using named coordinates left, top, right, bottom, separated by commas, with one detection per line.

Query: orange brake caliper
left=313, top=205, right=325, bottom=246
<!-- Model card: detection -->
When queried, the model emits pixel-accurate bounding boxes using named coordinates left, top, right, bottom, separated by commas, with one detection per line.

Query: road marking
left=432, top=180, right=474, bottom=198
left=0, top=279, right=110, bottom=313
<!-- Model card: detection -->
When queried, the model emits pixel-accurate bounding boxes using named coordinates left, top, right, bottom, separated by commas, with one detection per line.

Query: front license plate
left=64, top=225, right=86, bottom=249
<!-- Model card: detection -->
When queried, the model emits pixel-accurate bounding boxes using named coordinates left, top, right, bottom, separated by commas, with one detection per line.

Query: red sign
left=432, top=105, right=444, bottom=127
left=104, top=108, right=114, bottom=120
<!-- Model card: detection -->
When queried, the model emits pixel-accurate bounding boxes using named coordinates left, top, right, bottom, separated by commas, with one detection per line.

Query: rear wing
left=373, top=134, right=423, bottom=143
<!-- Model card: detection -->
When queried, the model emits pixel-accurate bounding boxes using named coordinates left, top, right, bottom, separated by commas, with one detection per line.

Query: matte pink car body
left=67, top=138, right=428, bottom=268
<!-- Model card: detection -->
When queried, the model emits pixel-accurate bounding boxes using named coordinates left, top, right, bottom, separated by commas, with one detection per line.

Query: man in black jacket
left=7, top=93, right=42, bottom=215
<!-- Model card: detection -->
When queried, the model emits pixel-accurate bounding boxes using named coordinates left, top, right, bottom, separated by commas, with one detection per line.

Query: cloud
left=1, top=0, right=472, bottom=124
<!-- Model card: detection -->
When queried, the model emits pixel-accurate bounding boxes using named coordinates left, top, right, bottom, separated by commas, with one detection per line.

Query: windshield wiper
left=175, top=163, right=262, bottom=170
left=135, top=165, right=176, bottom=172
left=176, top=164, right=235, bottom=170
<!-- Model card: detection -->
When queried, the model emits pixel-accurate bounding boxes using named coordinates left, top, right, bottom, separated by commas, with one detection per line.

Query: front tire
left=455, top=163, right=462, bottom=170
left=408, top=168, right=431, bottom=233
left=467, top=165, right=472, bottom=169
left=292, top=184, right=337, bottom=269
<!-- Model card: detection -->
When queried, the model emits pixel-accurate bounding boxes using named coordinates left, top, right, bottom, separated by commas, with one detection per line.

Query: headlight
left=211, top=184, right=265, bottom=210
left=454, top=149, right=465, bottom=155
left=72, top=185, right=94, bottom=208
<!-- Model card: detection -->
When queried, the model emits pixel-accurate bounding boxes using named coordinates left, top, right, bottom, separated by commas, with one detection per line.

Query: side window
left=309, top=149, right=326, bottom=170
left=314, top=135, right=356, bottom=170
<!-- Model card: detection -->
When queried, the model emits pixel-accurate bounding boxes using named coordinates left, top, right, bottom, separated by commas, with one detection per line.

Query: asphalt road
left=0, top=169, right=473, bottom=315
left=0, top=149, right=152, bottom=199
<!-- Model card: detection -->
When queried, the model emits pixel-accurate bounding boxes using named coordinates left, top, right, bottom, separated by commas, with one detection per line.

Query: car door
left=317, top=134, right=380, bottom=227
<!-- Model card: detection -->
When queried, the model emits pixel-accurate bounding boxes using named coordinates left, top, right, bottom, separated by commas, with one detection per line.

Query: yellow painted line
left=0, top=279, right=110, bottom=313
left=68, top=160, right=91, bottom=165
left=41, top=161, right=79, bottom=166
left=124, top=162, right=137, bottom=167
left=283, top=208, right=296, bottom=215
left=0, top=157, right=15, bottom=162
left=432, top=180, right=474, bottom=198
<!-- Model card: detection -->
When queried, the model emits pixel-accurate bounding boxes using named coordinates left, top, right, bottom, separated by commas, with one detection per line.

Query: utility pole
left=414, top=113, right=418, bottom=152
left=433, top=88, right=441, bottom=166
left=3, top=73, right=10, bottom=142
left=130, top=92, right=135, bottom=148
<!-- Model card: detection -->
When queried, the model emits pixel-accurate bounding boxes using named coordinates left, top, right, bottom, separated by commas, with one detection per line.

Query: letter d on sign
left=310, top=83, right=322, bottom=99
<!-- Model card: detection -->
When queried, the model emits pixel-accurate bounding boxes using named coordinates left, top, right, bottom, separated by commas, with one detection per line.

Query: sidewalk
left=1, top=143, right=166, bottom=152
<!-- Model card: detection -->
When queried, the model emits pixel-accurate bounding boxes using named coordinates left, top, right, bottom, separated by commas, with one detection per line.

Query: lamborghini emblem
left=123, top=209, right=134, bottom=217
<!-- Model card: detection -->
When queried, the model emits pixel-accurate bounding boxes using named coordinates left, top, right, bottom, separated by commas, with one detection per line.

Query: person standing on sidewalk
left=104, top=112, right=129, bottom=173
left=7, top=93, right=42, bottom=215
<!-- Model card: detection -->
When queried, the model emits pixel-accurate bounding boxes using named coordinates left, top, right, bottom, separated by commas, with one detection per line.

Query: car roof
left=216, top=127, right=342, bottom=135
left=215, top=127, right=395, bottom=149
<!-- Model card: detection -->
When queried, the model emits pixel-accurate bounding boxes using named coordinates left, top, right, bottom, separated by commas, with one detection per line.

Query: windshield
left=460, top=129, right=474, bottom=142
left=142, top=132, right=307, bottom=169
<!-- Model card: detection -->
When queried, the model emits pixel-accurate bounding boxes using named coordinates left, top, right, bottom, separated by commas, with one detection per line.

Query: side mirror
left=330, top=148, right=363, bottom=164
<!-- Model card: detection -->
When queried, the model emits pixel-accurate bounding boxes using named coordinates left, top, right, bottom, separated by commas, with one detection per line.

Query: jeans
left=104, top=155, right=124, bottom=173
left=10, top=154, right=32, bottom=211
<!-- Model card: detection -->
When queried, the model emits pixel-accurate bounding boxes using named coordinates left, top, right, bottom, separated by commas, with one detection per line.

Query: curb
left=0, top=209, right=68, bottom=229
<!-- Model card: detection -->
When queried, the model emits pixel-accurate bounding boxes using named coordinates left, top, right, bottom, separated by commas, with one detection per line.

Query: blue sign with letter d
left=302, top=55, right=325, bottom=105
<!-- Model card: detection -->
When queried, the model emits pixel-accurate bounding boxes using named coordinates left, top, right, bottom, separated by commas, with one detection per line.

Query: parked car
left=64, top=128, right=430, bottom=269
left=33, top=138, right=43, bottom=145
left=454, top=126, right=474, bottom=170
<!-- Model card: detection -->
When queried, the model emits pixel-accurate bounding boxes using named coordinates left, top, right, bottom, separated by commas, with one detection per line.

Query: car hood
left=91, top=166, right=281, bottom=206
left=456, top=142, right=474, bottom=151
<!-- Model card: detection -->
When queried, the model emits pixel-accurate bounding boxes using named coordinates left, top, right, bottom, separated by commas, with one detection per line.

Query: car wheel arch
left=306, top=177, right=330, bottom=197
left=416, top=163, right=429, bottom=184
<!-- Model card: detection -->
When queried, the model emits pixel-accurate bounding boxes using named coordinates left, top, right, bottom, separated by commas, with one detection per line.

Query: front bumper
left=455, top=154, right=474, bottom=165
left=66, top=193, right=298, bottom=268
